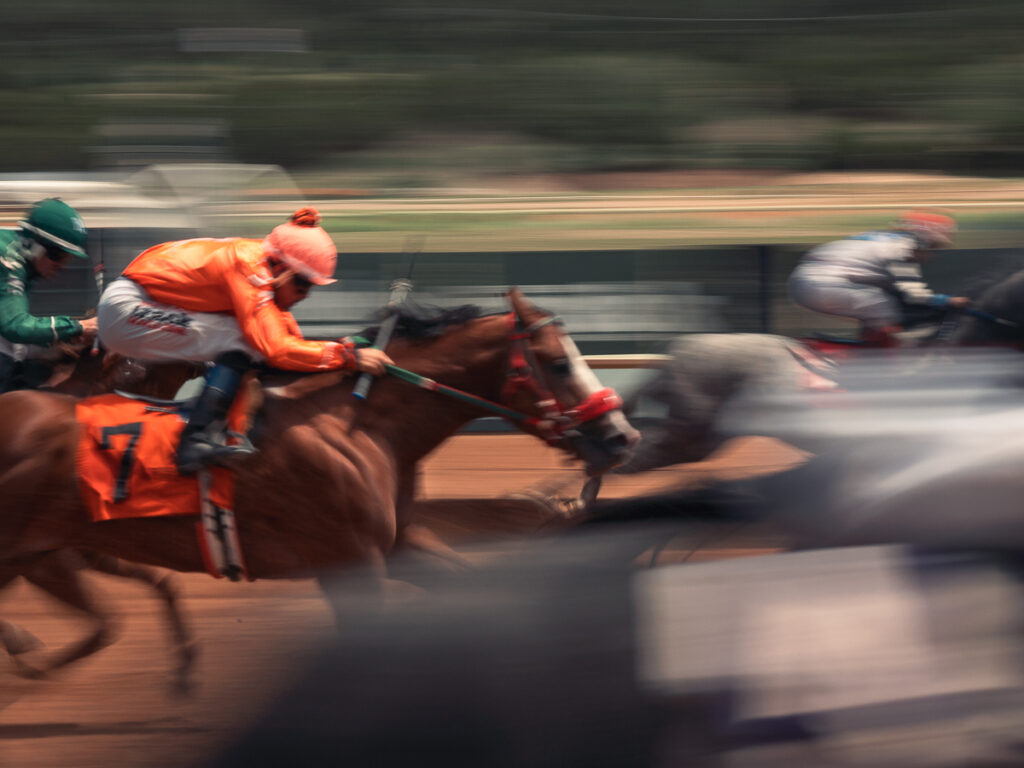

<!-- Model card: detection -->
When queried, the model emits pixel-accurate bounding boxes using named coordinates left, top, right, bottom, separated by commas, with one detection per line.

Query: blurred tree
left=4, top=0, right=1024, bottom=174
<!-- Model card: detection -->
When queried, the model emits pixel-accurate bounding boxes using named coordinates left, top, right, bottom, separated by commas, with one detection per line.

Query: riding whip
left=89, top=230, right=105, bottom=355
left=352, top=237, right=423, bottom=401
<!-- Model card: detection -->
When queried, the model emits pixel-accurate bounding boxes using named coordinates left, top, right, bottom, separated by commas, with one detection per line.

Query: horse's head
left=501, top=288, right=639, bottom=475
left=34, top=340, right=107, bottom=396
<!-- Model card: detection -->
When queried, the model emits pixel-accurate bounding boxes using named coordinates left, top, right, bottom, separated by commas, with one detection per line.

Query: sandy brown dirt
left=0, top=434, right=802, bottom=768
left=420, top=433, right=805, bottom=500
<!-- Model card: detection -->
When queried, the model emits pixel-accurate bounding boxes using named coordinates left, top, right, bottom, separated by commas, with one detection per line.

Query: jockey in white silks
left=788, top=211, right=970, bottom=347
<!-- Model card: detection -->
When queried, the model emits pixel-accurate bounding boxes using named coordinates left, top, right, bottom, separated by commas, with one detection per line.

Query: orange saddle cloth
left=76, top=393, right=236, bottom=522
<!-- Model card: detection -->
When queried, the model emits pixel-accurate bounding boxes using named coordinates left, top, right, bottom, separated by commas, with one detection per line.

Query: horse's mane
left=262, top=301, right=493, bottom=394
left=358, top=301, right=487, bottom=344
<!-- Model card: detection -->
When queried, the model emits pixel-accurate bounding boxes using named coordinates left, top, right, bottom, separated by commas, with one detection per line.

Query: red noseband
left=565, top=387, right=622, bottom=425
left=502, top=312, right=623, bottom=442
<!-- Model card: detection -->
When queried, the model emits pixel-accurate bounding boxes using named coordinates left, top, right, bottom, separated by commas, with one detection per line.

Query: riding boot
left=175, top=351, right=257, bottom=475
left=0, top=352, right=17, bottom=394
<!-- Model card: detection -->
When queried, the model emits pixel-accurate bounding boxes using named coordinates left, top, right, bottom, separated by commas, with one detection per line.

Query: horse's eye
left=548, top=359, right=572, bottom=378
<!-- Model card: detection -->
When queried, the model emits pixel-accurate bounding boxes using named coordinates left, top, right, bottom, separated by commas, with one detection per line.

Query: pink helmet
left=896, top=210, right=956, bottom=248
left=262, top=207, right=338, bottom=285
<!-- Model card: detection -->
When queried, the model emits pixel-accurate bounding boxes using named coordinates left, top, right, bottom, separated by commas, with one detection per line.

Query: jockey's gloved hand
left=355, top=347, right=393, bottom=376
left=929, top=295, right=972, bottom=310
left=75, top=316, right=99, bottom=343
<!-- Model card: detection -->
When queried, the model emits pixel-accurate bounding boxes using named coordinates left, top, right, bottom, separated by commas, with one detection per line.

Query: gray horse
left=592, top=346, right=1024, bottom=557
left=615, top=333, right=835, bottom=474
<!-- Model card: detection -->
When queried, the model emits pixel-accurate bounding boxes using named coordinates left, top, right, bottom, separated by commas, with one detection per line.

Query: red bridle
left=500, top=312, right=622, bottom=444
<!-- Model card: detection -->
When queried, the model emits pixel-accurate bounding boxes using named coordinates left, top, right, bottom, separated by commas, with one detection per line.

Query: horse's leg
left=0, top=563, right=45, bottom=659
left=83, top=553, right=197, bottom=696
left=394, top=522, right=472, bottom=572
left=16, top=550, right=119, bottom=679
left=389, top=466, right=470, bottom=577
left=315, top=547, right=421, bottom=629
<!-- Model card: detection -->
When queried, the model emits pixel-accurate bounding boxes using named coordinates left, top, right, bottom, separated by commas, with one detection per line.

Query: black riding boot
left=0, top=353, right=17, bottom=394
left=175, top=351, right=257, bottom=474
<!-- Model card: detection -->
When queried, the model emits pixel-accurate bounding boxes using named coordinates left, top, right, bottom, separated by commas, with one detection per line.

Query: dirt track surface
left=0, top=434, right=803, bottom=768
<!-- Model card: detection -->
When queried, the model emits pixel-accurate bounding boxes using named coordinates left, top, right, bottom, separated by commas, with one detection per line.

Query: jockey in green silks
left=0, top=198, right=97, bottom=392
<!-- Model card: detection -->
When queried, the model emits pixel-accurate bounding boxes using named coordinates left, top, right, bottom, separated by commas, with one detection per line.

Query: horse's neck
left=263, top=315, right=513, bottom=464
left=44, top=352, right=107, bottom=397
left=356, top=316, right=511, bottom=463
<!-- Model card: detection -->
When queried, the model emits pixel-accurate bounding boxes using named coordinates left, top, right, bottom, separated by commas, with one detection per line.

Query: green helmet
left=18, top=198, right=88, bottom=259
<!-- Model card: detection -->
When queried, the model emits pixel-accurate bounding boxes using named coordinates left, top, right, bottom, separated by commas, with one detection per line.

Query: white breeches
left=788, top=272, right=900, bottom=328
left=97, top=278, right=261, bottom=363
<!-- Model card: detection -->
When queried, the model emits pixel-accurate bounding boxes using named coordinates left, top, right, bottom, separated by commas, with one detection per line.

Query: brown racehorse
left=0, top=290, right=637, bottom=638
left=0, top=347, right=202, bottom=690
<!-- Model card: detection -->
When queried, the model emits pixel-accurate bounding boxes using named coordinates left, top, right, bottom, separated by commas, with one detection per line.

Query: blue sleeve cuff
left=928, top=294, right=950, bottom=307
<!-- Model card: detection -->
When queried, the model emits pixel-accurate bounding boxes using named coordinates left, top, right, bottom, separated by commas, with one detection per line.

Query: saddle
left=75, top=389, right=258, bottom=581
left=75, top=392, right=246, bottom=520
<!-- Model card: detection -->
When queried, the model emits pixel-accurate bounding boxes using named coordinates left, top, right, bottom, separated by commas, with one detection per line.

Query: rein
left=384, top=363, right=531, bottom=423
left=379, top=312, right=621, bottom=442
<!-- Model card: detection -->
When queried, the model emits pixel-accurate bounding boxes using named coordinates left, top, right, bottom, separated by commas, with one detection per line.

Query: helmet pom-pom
left=290, top=207, right=321, bottom=227
left=263, top=206, right=338, bottom=285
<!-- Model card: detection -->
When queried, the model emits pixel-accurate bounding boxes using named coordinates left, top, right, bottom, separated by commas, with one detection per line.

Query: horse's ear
left=506, top=286, right=531, bottom=318
left=507, top=287, right=548, bottom=327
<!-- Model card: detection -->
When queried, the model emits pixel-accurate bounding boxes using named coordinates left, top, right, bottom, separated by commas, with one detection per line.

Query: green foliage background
left=6, top=0, right=1024, bottom=174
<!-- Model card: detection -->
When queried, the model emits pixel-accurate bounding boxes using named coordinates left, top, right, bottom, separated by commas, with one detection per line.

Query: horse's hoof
left=0, top=623, right=45, bottom=656
left=503, top=489, right=569, bottom=520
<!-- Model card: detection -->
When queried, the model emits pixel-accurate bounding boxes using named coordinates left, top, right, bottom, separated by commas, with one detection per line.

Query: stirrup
left=176, top=434, right=257, bottom=475
left=225, top=430, right=256, bottom=455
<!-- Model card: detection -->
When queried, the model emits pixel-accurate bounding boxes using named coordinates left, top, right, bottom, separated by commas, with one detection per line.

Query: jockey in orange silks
left=97, top=207, right=393, bottom=473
